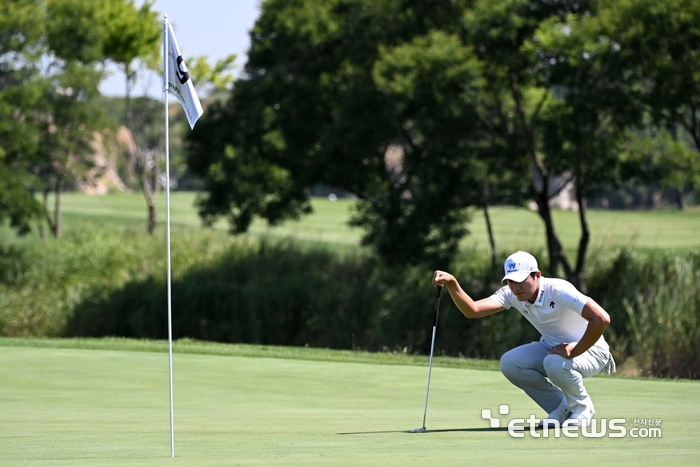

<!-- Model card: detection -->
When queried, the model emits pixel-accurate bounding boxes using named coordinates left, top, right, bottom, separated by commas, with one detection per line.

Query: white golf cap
left=501, top=251, right=539, bottom=283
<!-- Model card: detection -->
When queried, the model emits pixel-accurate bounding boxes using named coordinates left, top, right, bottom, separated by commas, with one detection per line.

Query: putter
left=410, top=286, right=442, bottom=433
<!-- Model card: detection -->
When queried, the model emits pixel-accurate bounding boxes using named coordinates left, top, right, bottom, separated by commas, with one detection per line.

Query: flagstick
left=163, top=13, right=175, bottom=459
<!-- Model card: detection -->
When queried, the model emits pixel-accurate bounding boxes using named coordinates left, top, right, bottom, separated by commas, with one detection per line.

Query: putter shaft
left=418, top=287, right=441, bottom=430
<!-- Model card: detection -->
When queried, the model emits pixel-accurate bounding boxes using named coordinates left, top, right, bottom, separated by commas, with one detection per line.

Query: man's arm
left=549, top=299, right=611, bottom=358
left=433, top=270, right=504, bottom=319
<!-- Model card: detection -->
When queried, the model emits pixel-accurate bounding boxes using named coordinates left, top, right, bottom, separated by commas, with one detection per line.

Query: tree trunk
left=669, top=127, right=687, bottom=211
left=40, top=173, right=63, bottom=239
left=148, top=200, right=156, bottom=234
left=573, top=188, right=590, bottom=293
left=534, top=191, right=576, bottom=286
left=483, top=203, right=498, bottom=272
left=675, top=188, right=685, bottom=210
left=480, top=179, right=499, bottom=273
left=41, top=186, right=55, bottom=237
left=53, top=173, right=63, bottom=238
left=124, top=63, right=158, bottom=234
left=141, top=171, right=157, bottom=235
left=125, top=64, right=134, bottom=132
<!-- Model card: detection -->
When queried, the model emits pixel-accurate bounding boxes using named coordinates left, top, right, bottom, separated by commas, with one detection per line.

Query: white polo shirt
left=490, top=277, right=608, bottom=349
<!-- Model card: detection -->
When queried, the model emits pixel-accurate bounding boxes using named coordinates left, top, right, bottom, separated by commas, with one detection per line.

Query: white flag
left=165, top=23, right=203, bottom=129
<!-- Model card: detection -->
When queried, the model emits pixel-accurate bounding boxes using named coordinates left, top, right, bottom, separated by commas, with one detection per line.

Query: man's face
left=506, top=272, right=540, bottom=302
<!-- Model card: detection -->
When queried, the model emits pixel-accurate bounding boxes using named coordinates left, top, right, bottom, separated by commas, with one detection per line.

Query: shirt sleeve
left=490, top=286, right=514, bottom=309
left=556, top=280, right=590, bottom=314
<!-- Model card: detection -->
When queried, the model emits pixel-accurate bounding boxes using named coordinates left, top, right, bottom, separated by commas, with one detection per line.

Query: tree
left=0, top=0, right=46, bottom=234
left=32, top=0, right=109, bottom=238
left=517, top=1, right=641, bottom=288
left=371, top=30, right=529, bottom=268
left=187, top=0, right=505, bottom=267
left=0, top=0, right=117, bottom=239
left=617, top=128, right=700, bottom=209
left=102, top=0, right=160, bottom=234
left=593, top=0, right=700, bottom=205
left=188, top=53, right=238, bottom=98
left=36, top=63, right=105, bottom=238
left=1, top=0, right=174, bottom=237
left=518, top=0, right=700, bottom=285
left=185, top=0, right=678, bottom=279
left=461, top=0, right=614, bottom=288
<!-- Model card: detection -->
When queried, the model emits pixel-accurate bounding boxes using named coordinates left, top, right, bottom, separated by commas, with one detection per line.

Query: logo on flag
left=175, top=56, right=190, bottom=85
left=165, top=22, right=203, bottom=129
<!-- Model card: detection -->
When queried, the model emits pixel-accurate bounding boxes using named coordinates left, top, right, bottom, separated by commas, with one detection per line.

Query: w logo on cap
left=502, top=251, right=538, bottom=284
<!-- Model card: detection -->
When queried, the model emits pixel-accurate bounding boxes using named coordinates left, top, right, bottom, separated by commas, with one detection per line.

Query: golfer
left=432, top=250, right=615, bottom=428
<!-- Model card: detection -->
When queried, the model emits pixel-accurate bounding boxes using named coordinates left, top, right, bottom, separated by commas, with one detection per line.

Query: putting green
left=0, top=342, right=697, bottom=466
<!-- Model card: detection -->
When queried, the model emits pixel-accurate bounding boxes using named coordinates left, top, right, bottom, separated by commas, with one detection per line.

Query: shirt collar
left=532, top=286, right=545, bottom=307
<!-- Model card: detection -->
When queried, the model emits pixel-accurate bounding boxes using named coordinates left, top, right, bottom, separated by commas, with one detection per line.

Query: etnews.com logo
left=482, top=404, right=662, bottom=438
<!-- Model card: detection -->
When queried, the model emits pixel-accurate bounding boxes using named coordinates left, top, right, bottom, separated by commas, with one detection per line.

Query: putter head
left=410, top=426, right=427, bottom=433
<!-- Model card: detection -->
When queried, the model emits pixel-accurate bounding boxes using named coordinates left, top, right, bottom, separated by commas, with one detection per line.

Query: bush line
left=0, top=224, right=697, bottom=378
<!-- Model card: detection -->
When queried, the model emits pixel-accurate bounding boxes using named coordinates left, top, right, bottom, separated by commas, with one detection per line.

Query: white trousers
left=499, top=340, right=612, bottom=416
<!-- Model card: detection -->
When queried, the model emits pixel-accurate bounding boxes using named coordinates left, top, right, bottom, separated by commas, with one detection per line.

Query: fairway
left=1, top=340, right=698, bottom=466
left=40, top=192, right=700, bottom=255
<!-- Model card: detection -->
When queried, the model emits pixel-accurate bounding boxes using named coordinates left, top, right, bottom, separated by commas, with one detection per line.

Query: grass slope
left=1, top=339, right=698, bottom=467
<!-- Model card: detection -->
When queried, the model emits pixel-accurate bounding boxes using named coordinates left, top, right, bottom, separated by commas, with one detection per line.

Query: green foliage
left=186, top=0, right=503, bottom=267
left=617, top=128, right=700, bottom=206
left=35, top=58, right=107, bottom=237
left=1, top=0, right=161, bottom=236
left=188, top=53, right=237, bottom=97
left=186, top=0, right=686, bottom=278
left=587, top=249, right=700, bottom=379
left=623, top=258, right=699, bottom=379
left=0, top=0, right=46, bottom=233
left=185, top=0, right=700, bottom=285
left=603, top=0, right=700, bottom=141
left=365, top=31, right=499, bottom=265
left=0, top=0, right=44, bottom=56
left=46, top=0, right=106, bottom=63
left=40, top=61, right=106, bottom=169
left=0, top=223, right=536, bottom=358
left=0, top=170, right=42, bottom=234
left=68, top=237, right=382, bottom=349
left=0, top=225, right=161, bottom=336
left=545, top=0, right=700, bottom=204
left=2, top=222, right=696, bottom=378
left=187, top=100, right=312, bottom=234
left=101, top=0, right=159, bottom=68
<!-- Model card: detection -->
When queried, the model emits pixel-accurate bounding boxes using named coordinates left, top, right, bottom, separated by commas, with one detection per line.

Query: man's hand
left=431, top=271, right=505, bottom=319
left=548, top=343, right=575, bottom=359
left=433, top=270, right=456, bottom=288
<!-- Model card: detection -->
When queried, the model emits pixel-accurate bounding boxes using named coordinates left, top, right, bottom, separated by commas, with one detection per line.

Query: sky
left=99, top=0, right=262, bottom=97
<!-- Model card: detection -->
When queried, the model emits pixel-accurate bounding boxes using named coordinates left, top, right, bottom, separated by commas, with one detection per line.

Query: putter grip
left=433, top=286, right=441, bottom=327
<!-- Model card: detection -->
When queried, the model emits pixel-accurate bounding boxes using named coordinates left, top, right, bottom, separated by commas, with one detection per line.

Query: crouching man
left=433, top=251, right=616, bottom=427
